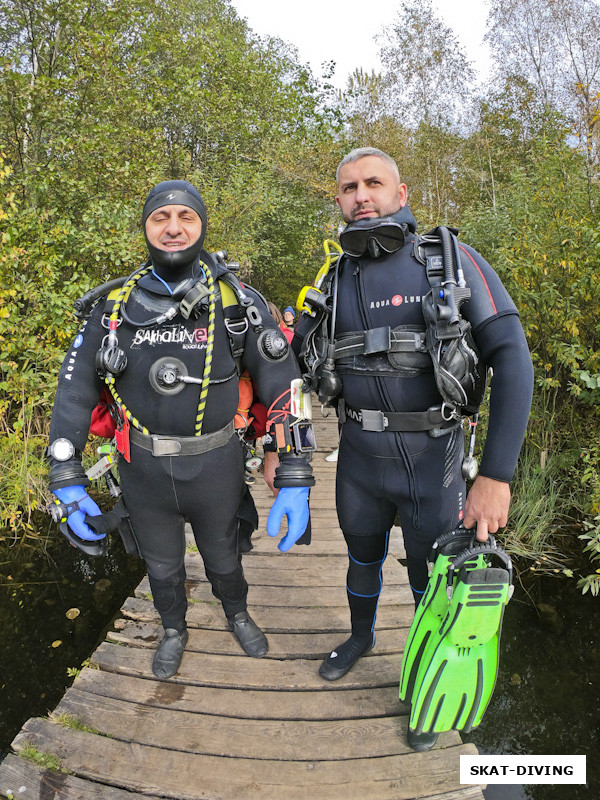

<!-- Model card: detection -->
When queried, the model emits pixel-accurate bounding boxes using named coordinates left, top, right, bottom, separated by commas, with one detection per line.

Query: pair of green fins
left=399, top=528, right=513, bottom=735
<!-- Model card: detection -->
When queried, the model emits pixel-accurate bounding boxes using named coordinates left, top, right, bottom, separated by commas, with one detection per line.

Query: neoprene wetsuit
left=293, top=206, right=533, bottom=630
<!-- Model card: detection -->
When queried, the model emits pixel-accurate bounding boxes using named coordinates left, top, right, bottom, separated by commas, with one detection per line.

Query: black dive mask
left=340, top=217, right=407, bottom=259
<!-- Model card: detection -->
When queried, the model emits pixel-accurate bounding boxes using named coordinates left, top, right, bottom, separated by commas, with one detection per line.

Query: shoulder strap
left=417, top=227, right=487, bottom=416
left=417, top=226, right=471, bottom=341
left=217, top=273, right=269, bottom=372
left=219, top=279, right=238, bottom=310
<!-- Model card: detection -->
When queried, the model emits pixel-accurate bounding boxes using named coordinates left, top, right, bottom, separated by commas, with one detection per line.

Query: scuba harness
left=298, top=225, right=488, bottom=475
left=83, top=253, right=271, bottom=449
left=50, top=253, right=308, bottom=555
left=50, top=254, right=273, bottom=554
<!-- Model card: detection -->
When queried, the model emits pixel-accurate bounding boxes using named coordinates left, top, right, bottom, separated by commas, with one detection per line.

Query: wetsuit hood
left=142, top=180, right=208, bottom=278
left=137, top=250, right=229, bottom=297
left=390, top=205, right=417, bottom=233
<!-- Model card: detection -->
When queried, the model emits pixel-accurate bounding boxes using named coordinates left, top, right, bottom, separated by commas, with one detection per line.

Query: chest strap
left=129, top=420, right=234, bottom=457
left=334, top=326, right=427, bottom=358
left=340, top=401, right=456, bottom=433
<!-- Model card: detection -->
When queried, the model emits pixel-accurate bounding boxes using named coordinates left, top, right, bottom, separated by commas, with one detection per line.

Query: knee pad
left=148, top=566, right=187, bottom=627
left=345, top=532, right=388, bottom=597
left=205, top=565, right=248, bottom=606
left=347, top=554, right=384, bottom=598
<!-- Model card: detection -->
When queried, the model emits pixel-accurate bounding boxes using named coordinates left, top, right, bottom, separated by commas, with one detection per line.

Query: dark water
left=464, top=574, right=599, bottom=799
left=0, top=525, right=145, bottom=760
left=0, top=532, right=597, bottom=799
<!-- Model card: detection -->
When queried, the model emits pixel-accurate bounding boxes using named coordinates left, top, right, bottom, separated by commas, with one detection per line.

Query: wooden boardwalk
left=0, top=410, right=484, bottom=800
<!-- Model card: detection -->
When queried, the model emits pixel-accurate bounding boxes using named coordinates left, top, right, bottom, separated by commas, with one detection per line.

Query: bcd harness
left=298, top=226, right=488, bottom=436
left=80, top=255, right=274, bottom=460
left=49, top=256, right=313, bottom=553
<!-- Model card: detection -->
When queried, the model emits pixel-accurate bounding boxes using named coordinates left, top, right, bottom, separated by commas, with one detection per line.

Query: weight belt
left=129, top=420, right=235, bottom=457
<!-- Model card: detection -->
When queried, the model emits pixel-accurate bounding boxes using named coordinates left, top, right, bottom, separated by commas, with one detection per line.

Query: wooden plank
left=120, top=596, right=414, bottom=632
left=108, top=620, right=408, bottom=658
left=90, top=642, right=404, bottom=690
left=237, top=546, right=405, bottom=571
left=252, top=485, right=338, bottom=497
left=72, top=668, right=408, bottom=720
left=185, top=529, right=405, bottom=557
left=210, top=528, right=406, bottom=557
left=263, top=490, right=338, bottom=499
left=0, top=754, right=166, bottom=800
left=181, top=553, right=408, bottom=586
left=134, top=578, right=413, bottom=607
left=214, top=553, right=351, bottom=569
left=12, top=718, right=479, bottom=800
left=53, top=689, right=462, bottom=761
left=247, top=537, right=348, bottom=555
left=418, top=792, right=484, bottom=800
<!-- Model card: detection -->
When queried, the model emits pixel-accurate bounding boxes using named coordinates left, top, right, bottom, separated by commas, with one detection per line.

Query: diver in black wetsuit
left=293, top=148, right=533, bottom=724
left=48, top=181, right=314, bottom=680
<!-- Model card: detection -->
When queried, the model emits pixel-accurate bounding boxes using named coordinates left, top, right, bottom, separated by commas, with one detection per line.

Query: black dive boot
left=319, top=633, right=375, bottom=681
left=152, top=627, right=189, bottom=680
left=320, top=576, right=378, bottom=681
left=206, top=565, right=268, bottom=658
left=407, top=728, right=439, bottom=752
left=228, top=611, right=268, bottom=658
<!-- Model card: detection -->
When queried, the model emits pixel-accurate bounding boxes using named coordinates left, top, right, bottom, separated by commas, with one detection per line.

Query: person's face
left=144, top=205, right=203, bottom=252
left=283, top=311, right=294, bottom=325
left=335, top=155, right=408, bottom=223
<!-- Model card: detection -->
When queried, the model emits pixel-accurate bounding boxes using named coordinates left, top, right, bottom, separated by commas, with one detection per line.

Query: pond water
left=0, top=526, right=145, bottom=761
left=464, top=573, right=598, bottom=799
left=0, top=529, right=597, bottom=798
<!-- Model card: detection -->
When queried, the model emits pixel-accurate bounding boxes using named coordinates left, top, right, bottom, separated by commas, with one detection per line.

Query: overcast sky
left=230, top=0, right=492, bottom=89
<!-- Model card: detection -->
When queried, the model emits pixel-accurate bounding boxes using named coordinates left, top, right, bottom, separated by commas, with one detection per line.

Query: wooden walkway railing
left=0, top=408, right=484, bottom=800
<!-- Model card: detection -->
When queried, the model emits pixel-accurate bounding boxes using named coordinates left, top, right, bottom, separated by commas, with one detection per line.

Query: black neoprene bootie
left=152, top=627, right=189, bottom=680
left=319, top=633, right=375, bottom=681
left=407, top=728, right=439, bottom=752
left=228, top=611, right=268, bottom=658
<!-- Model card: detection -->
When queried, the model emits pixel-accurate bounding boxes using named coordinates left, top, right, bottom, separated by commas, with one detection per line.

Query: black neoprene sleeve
left=474, top=313, right=534, bottom=482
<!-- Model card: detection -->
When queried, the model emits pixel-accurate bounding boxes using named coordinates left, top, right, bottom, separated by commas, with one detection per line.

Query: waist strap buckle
left=130, top=420, right=235, bottom=456
left=360, top=409, right=389, bottom=432
left=151, top=436, right=182, bottom=456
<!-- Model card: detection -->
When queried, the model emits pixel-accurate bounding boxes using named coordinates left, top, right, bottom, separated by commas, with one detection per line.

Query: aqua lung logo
left=64, top=321, right=88, bottom=380
left=370, top=294, right=422, bottom=309
left=131, top=324, right=208, bottom=349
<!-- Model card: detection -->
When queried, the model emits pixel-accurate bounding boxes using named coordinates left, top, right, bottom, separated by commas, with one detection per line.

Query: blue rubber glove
left=266, top=486, right=310, bottom=552
left=52, top=485, right=105, bottom=541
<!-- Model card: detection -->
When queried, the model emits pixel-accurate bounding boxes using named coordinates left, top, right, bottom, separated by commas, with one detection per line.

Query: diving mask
left=340, top=217, right=407, bottom=259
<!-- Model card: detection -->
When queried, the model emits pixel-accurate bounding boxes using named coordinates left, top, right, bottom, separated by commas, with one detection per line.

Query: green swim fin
left=408, top=537, right=513, bottom=734
left=399, top=528, right=475, bottom=704
left=399, top=527, right=490, bottom=704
